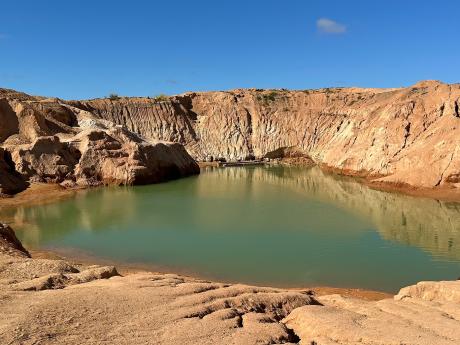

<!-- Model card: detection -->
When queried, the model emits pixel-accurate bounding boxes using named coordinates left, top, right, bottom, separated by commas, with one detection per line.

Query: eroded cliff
left=69, top=80, right=460, bottom=189
left=2, top=81, right=459, bottom=193
left=0, top=89, right=199, bottom=195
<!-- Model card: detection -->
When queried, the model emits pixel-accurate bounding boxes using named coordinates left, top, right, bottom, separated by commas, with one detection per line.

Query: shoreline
left=0, top=165, right=456, bottom=303
left=0, top=183, right=89, bottom=209
left=1, top=162, right=459, bottom=211
left=28, top=247, right=393, bottom=301
left=1, top=200, right=459, bottom=344
left=200, top=160, right=460, bottom=202
left=318, top=163, right=460, bottom=202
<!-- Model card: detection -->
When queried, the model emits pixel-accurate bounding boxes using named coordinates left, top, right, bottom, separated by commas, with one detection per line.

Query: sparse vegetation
left=108, top=93, right=120, bottom=100
left=152, top=94, right=169, bottom=102
left=257, top=90, right=279, bottom=103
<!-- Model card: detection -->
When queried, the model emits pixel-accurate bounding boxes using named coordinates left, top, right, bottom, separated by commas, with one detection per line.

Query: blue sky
left=1, top=0, right=459, bottom=99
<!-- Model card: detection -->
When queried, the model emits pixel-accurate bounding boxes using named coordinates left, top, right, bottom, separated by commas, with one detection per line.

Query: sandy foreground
left=1, top=223, right=460, bottom=345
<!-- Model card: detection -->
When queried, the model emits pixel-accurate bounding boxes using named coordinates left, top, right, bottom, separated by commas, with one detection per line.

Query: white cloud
left=316, top=18, right=346, bottom=34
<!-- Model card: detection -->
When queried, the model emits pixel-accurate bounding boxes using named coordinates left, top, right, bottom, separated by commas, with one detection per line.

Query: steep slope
left=71, top=80, right=460, bottom=189
left=0, top=90, right=199, bottom=195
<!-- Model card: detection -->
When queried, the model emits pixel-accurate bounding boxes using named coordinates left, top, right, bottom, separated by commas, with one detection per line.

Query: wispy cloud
left=316, top=18, right=346, bottom=34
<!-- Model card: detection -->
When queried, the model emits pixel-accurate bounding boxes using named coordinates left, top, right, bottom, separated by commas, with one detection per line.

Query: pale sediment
left=0, top=224, right=459, bottom=345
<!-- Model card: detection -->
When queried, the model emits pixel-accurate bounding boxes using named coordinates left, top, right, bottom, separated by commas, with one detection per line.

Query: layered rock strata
left=70, top=80, right=460, bottom=189
left=0, top=90, right=199, bottom=195
left=2, top=81, right=460, bottom=193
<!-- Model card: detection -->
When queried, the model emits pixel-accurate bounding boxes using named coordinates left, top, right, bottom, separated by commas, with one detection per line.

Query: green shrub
left=108, top=93, right=120, bottom=100
left=257, top=90, right=279, bottom=103
left=152, top=94, right=169, bottom=102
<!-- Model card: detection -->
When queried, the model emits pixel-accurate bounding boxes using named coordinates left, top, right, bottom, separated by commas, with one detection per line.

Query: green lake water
left=3, top=166, right=460, bottom=292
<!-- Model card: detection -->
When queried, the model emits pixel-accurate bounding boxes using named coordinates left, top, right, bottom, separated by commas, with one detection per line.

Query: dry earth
left=1, top=224, right=459, bottom=345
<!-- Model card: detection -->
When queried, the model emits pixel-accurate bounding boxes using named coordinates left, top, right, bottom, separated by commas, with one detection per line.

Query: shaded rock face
left=0, top=89, right=199, bottom=195
left=0, top=223, right=30, bottom=257
left=0, top=148, right=29, bottom=195
left=73, top=80, right=460, bottom=189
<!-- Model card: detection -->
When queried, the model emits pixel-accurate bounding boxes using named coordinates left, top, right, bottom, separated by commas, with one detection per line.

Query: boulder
left=73, top=126, right=199, bottom=186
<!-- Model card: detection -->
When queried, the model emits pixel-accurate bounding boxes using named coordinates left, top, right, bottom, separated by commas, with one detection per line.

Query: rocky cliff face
left=0, top=89, right=199, bottom=195
left=69, top=80, right=460, bottom=189
left=2, top=81, right=459, bottom=193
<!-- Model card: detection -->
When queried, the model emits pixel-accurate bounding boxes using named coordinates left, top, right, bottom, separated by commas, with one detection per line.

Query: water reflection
left=195, top=166, right=460, bottom=261
left=1, top=166, right=459, bottom=291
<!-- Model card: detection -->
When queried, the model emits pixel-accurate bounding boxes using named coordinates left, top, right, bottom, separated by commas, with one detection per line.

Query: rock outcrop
left=0, top=223, right=30, bottom=257
left=0, top=89, right=199, bottom=195
left=70, top=80, right=460, bottom=190
left=2, top=81, right=460, bottom=193
left=1, top=224, right=459, bottom=345
left=283, top=280, right=460, bottom=345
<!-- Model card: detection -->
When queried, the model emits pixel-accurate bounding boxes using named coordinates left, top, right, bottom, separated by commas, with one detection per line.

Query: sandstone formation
left=283, top=280, right=460, bottom=345
left=69, top=80, right=460, bottom=190
left=2, top=81, right=460, bottom=193
left=0, top=89, right=199, bottom=195
left=0, top=225, right=459, bottom=344
left=0, top=225, right=314, bottom=345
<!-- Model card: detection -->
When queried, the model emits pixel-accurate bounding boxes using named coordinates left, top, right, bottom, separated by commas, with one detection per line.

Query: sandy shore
left=0, top=183, right=88, bottom=209
left=2, top=161, right=460, bottom=216
left=318, top=163, right=460, bottom=202
left=29, top=247, right=392, bottom=302
left=1, top=223, right=459, bottom=345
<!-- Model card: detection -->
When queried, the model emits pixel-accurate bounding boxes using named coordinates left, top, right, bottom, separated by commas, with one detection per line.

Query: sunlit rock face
left=283, top=279, right=460, bottom=345
left=0, top=90, right=199, bottom=195
left=71, top=80, right=460, bottom=189
left=2, top=81, right=460, bottom=191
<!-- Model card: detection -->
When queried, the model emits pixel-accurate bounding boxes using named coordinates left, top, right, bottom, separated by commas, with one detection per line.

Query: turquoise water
left=4, top=166, right=460, bottom=292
